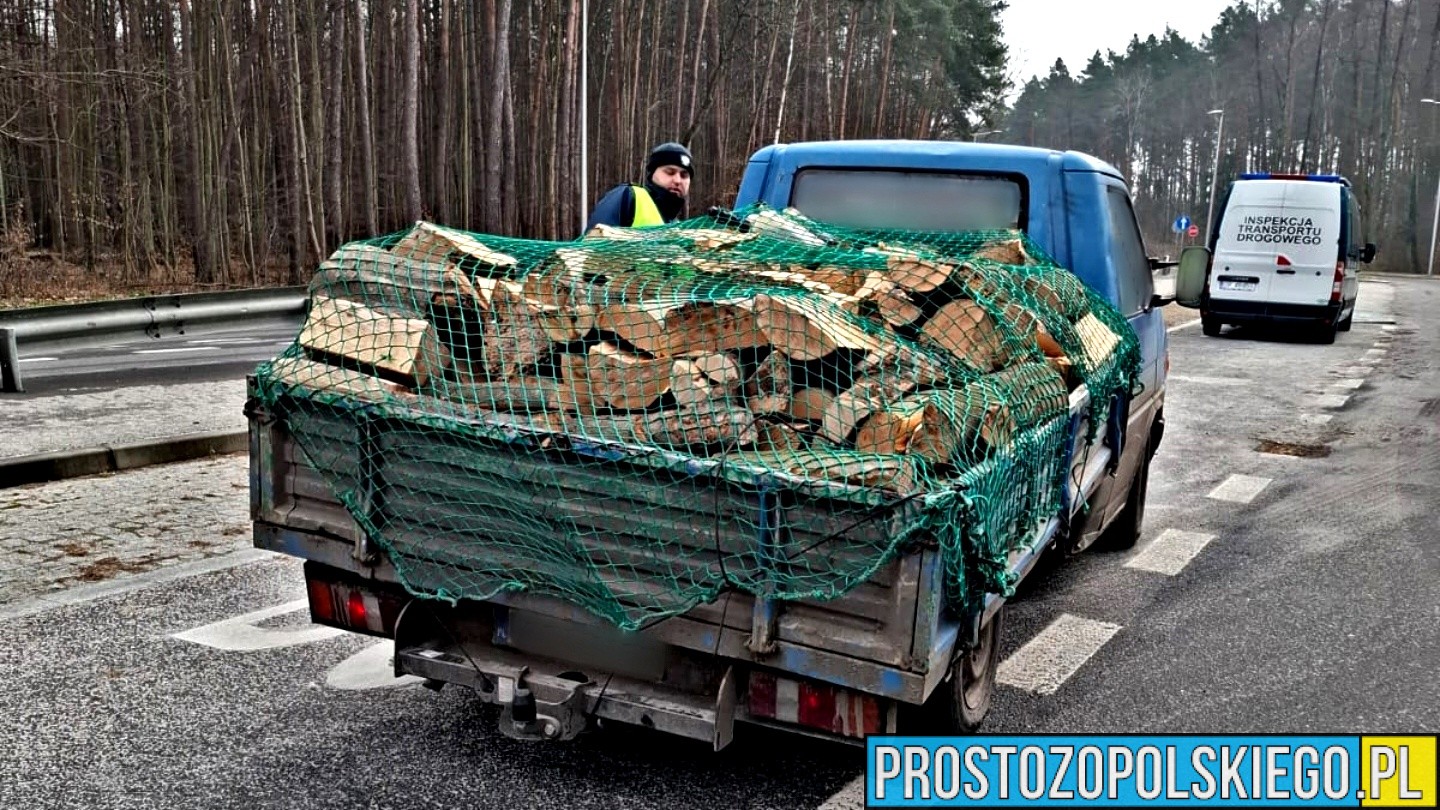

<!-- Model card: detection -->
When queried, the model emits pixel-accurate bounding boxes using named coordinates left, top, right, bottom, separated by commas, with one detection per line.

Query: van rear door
left=1211, top=180, right=1342, bottom=308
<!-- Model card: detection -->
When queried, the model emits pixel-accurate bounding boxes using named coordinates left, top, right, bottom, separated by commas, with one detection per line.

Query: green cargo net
left=253, top=206, right=1141, bottom=631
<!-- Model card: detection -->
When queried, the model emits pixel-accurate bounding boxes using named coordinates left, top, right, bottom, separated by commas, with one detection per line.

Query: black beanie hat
left=646, top=142, right=694, bottom=176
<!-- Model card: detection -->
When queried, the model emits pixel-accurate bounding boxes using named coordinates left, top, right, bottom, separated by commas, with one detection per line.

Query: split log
left=971, top=238, right=1033, bottom=266
left=299, top=295, right=449, bottom=386
left=314, top=244, right=455, bottom=306
left=1035, top=322, right=1066, bottom=357
left=523, top=247, right=590, bottom=308
left=1075, top=312, right=1122, bottom=367
left=662, top=299, right=768, bottom=357
left=1046, top=356, right=1077, bottom=389
left=670, top=354, right=742, bottom=409
left=743, top=352, right=792, bottom=414
left=919, top=299, right=1004, bottom=372
left=595, top=299, right=683, bottom=355
left=583, top=342, right=673, bottom=410
left=819, top=373, right=918, bottom=445
left=640, top=402, right=758, bottom=450
left=743, top=209, right=828, bottom=246
left=883, top=250, right=959, bottom=294
left=905, top=389, right=1015, bottom=465
left=787, top=387, right=835, bottom=423
left=732, top=450, right=922, bottom=496
left=752, top=293, right=890, bottom=362
left=987, top=362, right=1070, bottom=427
left=754, top=422, right=807, bottom=453
left=389, top=220, right=518, bottom=269
left=853, top=400, right=929, bottom=456
left=435, top=370, right=565, bottom=414
left=475, top=277, right=550, bottom=377
left=267, top=356, right=414, bottom=403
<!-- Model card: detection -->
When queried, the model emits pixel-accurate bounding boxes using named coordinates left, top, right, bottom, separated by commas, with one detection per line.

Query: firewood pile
left=263, top=210, right=1133, bottom=497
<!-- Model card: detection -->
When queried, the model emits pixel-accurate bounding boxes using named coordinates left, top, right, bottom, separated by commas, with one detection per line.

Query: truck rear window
left=788, top=169, right=1024, bottom=232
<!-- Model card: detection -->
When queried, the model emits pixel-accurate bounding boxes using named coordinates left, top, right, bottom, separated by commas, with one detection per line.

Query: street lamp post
left=579, top=0, right=589, bottom=234
left=1204, top=109, right=1225, bottom=244
left=1423, top=98, right=1440, bottom=277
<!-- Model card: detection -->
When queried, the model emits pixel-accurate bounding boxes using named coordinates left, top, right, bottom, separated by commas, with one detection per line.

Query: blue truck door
left=1095, top=176, right=1165, bottom=424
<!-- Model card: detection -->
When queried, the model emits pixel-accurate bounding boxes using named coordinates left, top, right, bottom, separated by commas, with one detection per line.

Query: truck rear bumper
left=1203, top=297, right=1344, bottom=326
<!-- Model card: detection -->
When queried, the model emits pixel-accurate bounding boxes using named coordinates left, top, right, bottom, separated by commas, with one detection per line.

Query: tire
left=1096, top=431, right=1152, bottom=551
left=1315, top=319, right=1338, bottom=344
left=898, top=611, right=1003, bottom=735
left=1338, top=312, right=1353, bottom=332
left=1201, top=316, right=1222, bottom=337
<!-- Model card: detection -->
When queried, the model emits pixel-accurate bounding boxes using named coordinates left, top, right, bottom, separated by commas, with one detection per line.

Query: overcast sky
left=1001, top=0, right=1240, bottom=92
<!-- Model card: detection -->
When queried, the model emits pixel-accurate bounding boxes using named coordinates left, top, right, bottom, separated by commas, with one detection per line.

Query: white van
left=1201, top=173, right=1375, bottom=343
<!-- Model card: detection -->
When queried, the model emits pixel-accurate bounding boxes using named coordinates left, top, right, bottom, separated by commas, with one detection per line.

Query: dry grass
left=0, top=220, right=293, bottom=309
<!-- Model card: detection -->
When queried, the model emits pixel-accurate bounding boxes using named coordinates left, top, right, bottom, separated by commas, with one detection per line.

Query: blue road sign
left=1172, top=215, right=1192, bottom=234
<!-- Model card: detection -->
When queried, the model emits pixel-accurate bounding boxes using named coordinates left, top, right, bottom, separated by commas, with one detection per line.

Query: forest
left=0, top=0, right=1435, bottom=293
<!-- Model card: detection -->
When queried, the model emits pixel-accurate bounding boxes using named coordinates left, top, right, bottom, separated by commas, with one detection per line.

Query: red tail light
left=747, top=671, right=884, bottom=738
left=1330, top=262, right=1345, bottom=304
left=304, top=563, right=403, bottom=637
left=1276, top=254, right=1292, bottom=267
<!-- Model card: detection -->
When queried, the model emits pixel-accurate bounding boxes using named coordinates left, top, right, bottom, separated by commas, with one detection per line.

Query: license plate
left=1218, top=280, right=1257, bottom=292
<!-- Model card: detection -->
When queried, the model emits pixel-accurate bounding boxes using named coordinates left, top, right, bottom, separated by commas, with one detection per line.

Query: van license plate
left=1218, top=280, right=1257, bottom=291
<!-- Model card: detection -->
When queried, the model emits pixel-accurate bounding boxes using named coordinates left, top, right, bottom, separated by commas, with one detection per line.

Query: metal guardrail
left=0, top=286, right=307, bottom=393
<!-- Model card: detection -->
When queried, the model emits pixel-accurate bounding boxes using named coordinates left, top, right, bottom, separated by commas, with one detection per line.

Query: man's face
left=651, top=165, right=691, bottom=198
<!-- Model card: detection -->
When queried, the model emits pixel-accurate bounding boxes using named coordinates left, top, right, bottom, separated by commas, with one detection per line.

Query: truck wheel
left=1201, top=316, right=1221, bottom=337
left=1096, top=431, right=1152, bottom=551
left=899, top=611, right=1002, bottom=735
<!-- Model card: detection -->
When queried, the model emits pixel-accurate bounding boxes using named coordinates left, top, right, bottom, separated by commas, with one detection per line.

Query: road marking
left=1332, top=378, right=1365, bottom=390
left=189, top=338, right=272, bottom=346
left=1207, top=474, right=1272, bottom=504
left=18, top=356, right=58, bottom=363
left=326, top=641, right=424, bottom=690
left=1167, top=375, right=1251, bottom=386
left=1365, top=349, right=1387, bottom=357
left=1382, top=325, right=1398, bottom=332
left=1300, top=413, right=1334, bottom=426
left=818, top=775, right=867, bottom=810
left=133, top=346, right=221, bottom=355
left=171, top=599, right=344, bottom=651
left=1314, top=394, right=1350, bottom=409
left=1126, top=530, right=1218, bottom=576
left=1332, top=366, right=1371, bottom=377
left=1166, top=319, right=1201, bottom=334
left=996, top=614, right=1122, bottom=696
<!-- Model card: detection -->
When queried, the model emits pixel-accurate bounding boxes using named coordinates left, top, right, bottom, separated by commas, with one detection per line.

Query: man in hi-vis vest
left=583, top=142, right=693, bottom=234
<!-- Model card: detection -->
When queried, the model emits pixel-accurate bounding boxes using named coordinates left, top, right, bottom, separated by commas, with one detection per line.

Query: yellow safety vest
left=630, top=185, right=665, bottom=227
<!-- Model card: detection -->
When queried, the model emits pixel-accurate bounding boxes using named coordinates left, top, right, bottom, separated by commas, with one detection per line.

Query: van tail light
left=1330, top=262, right=1345, bottom=304
left=1276, top=254, right=1292, bottom=267
left=305, top=562, right=403, bottom=637
left=747, top=671, right=884, bottom=739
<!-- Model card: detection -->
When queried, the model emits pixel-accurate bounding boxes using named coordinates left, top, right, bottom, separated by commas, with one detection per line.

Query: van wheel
left=1097, top=430, right=1152, bottom=551
left=1201, top=316, right=1222, bottom=337
left=898, top=611, right=1002, bottom=735
left=1338, top=312, right=1353, bottom=332
left=1315, top=320, right=1338, bottom=344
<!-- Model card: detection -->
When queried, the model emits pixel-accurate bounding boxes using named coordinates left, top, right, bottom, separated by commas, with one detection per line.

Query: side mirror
left=1362, top=243, right=1377, bottom=264
left=1175, top=246, right=1210, bottom=309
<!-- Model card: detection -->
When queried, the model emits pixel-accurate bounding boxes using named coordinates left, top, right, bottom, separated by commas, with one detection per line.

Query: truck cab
left=734, top=140, right=1168, bottom=550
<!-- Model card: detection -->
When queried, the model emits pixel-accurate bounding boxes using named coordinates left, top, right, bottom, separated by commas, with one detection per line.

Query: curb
left=0, top=430, right=248, bottom=489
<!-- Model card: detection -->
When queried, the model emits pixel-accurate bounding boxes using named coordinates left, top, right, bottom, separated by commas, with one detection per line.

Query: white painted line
left=996, top=614, right=1122, bottom=696
left=1354, top=357, right=1382, bottom=367
left=18, top=356, right=58, bottom=363
left=1166, top=319, right=1202, bottom=334
left=132, top=346, right=221, bottom=355
left=1300, top=413, right=1334, bottom=426
left=189, top=338, right=271, bottom=346
left=1207, top=474, right=1272, bottom=504
left=171, top=599, right=344, bottom=651
left=1314, top=394, right=1351, bottom=410
left=817, top=775, right=867, bottom=810
left=1332, top=378, right=1365, bottom=390
left=1126, top=529, right=1219, bottom=576
left=1331, top=366, right=1371, bottom=377
left=1167, top=375, right=1252, bottom=386
left=1365, top=349, right=1387, bottom=357
left=1382, top=325, right=1398, bottom=332
left=326, top=641, right=424, bottom=690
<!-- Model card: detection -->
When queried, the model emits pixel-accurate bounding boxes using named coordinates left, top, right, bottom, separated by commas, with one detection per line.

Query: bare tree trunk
left=484, top=0, right=512, bottom=232
left=325, top=0, right=345, bottom=248
left=351, top=0, right=378, bottom=233
left=402, top=0, right=422, bottom=221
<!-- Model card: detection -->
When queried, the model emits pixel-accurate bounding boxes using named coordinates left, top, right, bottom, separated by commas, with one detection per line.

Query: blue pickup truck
left=246, top=139, right=1170, bottom=745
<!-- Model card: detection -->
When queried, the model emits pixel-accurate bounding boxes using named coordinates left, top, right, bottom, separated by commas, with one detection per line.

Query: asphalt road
left=11, top=317, right=298, bottom=396
left=1, top=278, right=1435, bottom=809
